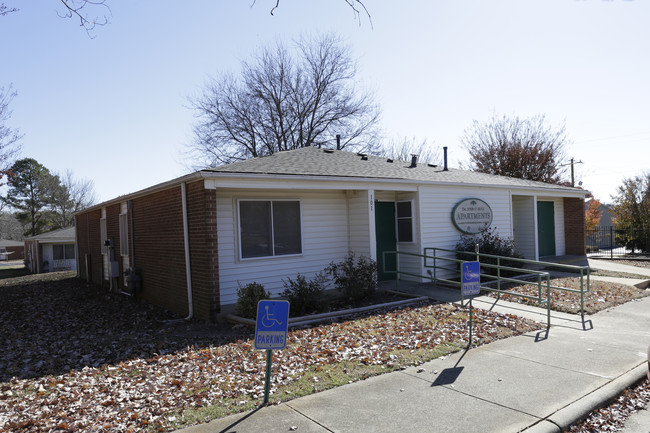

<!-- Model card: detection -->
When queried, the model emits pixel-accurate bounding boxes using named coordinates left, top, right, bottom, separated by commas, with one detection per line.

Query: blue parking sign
left=255, top=300, right=290, bottom=350
left=462, top=261, right=481, bottom=296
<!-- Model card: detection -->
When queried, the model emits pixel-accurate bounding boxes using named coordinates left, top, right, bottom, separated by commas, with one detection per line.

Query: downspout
left=181, top=183, right=194, bottom=320
left=74, top=215, right=79, bottom=277
left=128, top=200, right=135, bottom=265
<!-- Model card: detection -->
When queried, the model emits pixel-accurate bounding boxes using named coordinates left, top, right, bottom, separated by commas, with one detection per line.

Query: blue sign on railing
left=462, top=261, right=481, bottom=296
left=254, top=300, right=290, bottom=350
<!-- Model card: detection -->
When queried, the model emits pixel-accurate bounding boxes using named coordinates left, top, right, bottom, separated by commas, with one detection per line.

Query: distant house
left=24, top=227, right=77, bottom=273
left=0, top=239, right=24, bottom=261
left=74, top=147, right=587, bottom=321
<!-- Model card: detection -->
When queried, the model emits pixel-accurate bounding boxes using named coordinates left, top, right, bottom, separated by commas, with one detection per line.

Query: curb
left=523, top=362, right=648, bottom=433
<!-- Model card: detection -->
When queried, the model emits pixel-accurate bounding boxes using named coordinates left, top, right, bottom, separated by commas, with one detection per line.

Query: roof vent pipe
left=410, top=154, right=418, bottom=168
left=336, top=134, right=341, bottom=150
left=443, top=146, right=448, bottom=171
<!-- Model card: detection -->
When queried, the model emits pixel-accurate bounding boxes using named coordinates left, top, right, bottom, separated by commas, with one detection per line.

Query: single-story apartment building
left=74, top=146, right=587, bottom=321
left=0, top=239, right=24, bottom=261
left=25, top=226, right=77, bottom=274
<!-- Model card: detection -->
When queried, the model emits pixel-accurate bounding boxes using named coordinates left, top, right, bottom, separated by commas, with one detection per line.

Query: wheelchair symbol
left=260, top=305, right=283, bottom=328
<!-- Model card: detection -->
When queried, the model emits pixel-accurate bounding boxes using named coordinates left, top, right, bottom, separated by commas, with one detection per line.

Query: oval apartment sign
left=452, top=198, right=493, bottom=234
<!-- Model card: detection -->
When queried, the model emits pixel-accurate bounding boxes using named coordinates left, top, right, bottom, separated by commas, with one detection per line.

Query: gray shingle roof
left=204, top=146, right=584, bottom=193
left=25, top=226, right=76, bottom=241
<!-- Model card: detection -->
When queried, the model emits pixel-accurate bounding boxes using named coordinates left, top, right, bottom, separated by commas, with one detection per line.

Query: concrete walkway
left=177, top=260, right=650, bottom=433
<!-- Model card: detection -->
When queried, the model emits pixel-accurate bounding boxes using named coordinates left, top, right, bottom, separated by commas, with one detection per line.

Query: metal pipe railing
left=382, top=247, right=591, bottom=326
left=422, top=247, right=591, bottom=317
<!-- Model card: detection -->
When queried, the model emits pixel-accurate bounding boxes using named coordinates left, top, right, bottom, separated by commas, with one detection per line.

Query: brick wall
left=76, top=209, right=103, bottom=285
left=5, top=245, right=24, bottom=259
left=131, top=186, right=190, bottom=316
left=186, top=180, right=219, bottom=321
left=564, top=197, right=586, bottom=255
left=75, top=180, right=221, bottom=320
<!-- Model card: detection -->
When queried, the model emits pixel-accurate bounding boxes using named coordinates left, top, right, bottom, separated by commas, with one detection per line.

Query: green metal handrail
left=423, top=247, right=591, bottom=316
left=382, top=249, right=553, bottom=327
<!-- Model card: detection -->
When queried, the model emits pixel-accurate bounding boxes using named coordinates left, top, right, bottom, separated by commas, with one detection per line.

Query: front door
left=375, top=202, right=397, bottom=281
left=537, top=201, right=556, bottom=257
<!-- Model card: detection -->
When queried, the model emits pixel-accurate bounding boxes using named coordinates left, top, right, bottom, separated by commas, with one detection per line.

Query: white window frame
left=237, top=199, right=303, bottom=260
left=396, top=200, right=414, bottom=244
left=119, top=213, right=129, bottom=257
left=53, top=244, right=75, bottom=260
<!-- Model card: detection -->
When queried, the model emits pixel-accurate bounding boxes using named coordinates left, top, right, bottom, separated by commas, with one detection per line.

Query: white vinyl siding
left=346, top=190, right=371, bottom=257
left=218, top=190, right=351, bottom=306
left=419, top=186, right=513, bottom=280
left=512, top=195, right=536, bottom=259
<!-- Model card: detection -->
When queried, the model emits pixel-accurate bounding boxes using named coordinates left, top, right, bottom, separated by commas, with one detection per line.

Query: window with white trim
left=239, top=200, right=302, bottom=259
left=54, top=244, right=76, bottom=260
left=396, top=201, right=414, bottom=243
left=119, top=213, right=129, bottom=256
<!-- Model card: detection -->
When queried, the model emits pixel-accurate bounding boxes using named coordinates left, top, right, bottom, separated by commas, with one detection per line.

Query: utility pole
left=562, top=158, right=583, bottom=187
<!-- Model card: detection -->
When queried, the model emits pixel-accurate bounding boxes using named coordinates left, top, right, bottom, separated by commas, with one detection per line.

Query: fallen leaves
left=490, top=277, right=649, bottom=314
left=0, top=272, right=541, bottom=432
left=569, top=379, right=650, bottom=432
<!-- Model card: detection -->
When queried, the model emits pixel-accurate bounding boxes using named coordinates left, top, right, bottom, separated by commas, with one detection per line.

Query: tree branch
left=58, top=0, right=111, bottom=37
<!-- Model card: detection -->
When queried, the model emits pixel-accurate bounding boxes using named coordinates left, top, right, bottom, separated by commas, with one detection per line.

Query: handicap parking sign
left=462, top=261, right=481, bottom=296
left=254, top=300, right=290, bottom=350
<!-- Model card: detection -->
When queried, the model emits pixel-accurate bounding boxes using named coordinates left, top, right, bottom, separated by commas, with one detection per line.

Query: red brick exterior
left=76, top=208, right=103, bottom=285
left=75, top=180, right=220, bottom=321
left=5, top=245, right=24, bottom=259
left=564, top=197, right=586, bottom=255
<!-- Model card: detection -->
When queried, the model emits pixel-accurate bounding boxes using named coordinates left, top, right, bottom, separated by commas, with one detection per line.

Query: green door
left=375, top=202, right=397, bottom=281
left=537, top=201, right=556, bottom=257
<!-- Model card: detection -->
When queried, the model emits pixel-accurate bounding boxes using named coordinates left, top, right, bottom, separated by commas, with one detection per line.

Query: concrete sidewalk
left=177, top=281, right=650, bottom=432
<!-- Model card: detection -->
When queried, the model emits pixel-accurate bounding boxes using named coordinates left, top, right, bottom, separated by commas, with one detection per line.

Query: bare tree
left=380, top=136, right=442, bottom=165
left=0, top=85, right=23, bottom=184
left=0, top=211, right=23, bottom=240
left=460, top=113, right=569, bottom=184
left=51, top=169, right=96, bottom=227
left=57, top=0, right=111, bottom=36
left=253, top=0, right=371, bottom=25
left=188, top=34, right=381, bottom=167
left=1, top=1, right=110, bottom=36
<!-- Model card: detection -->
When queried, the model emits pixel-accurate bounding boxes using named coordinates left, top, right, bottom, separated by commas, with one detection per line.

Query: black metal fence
left=586, top=226, right=650, bottom=258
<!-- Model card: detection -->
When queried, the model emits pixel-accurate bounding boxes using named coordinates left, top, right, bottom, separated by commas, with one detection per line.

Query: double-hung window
left=53, top=244, right=76, bottom=260
left=239, top=200, right=302, bottom=259
left=396, top=201, right=414, bottom=243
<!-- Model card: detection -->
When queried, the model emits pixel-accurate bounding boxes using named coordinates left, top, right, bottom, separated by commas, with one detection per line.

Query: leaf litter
left=0, top=271, right=543, bottom=432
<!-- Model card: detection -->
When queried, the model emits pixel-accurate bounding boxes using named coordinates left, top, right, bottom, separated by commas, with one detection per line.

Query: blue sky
left=2, top=0, right=649, bottom=204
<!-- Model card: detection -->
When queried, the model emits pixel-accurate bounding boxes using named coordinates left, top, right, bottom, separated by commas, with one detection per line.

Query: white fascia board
left=204, top=172, right=588, bottom=198
left=203, top=173, right=419, bottom=192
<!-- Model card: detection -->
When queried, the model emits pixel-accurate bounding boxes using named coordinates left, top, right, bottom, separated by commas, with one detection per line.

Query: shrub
left=281, top=273, right=327, bottom=317
left=235, top=282, right=270, bottom=318
left=455, top=227, right=524, bottom=277
left=325, top=253, right=377, bottom=300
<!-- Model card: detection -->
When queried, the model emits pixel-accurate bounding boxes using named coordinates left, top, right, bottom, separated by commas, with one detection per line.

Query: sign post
left=462, top=261, right=481, bottom=348
left=255, top=300, right=290, bottom=404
